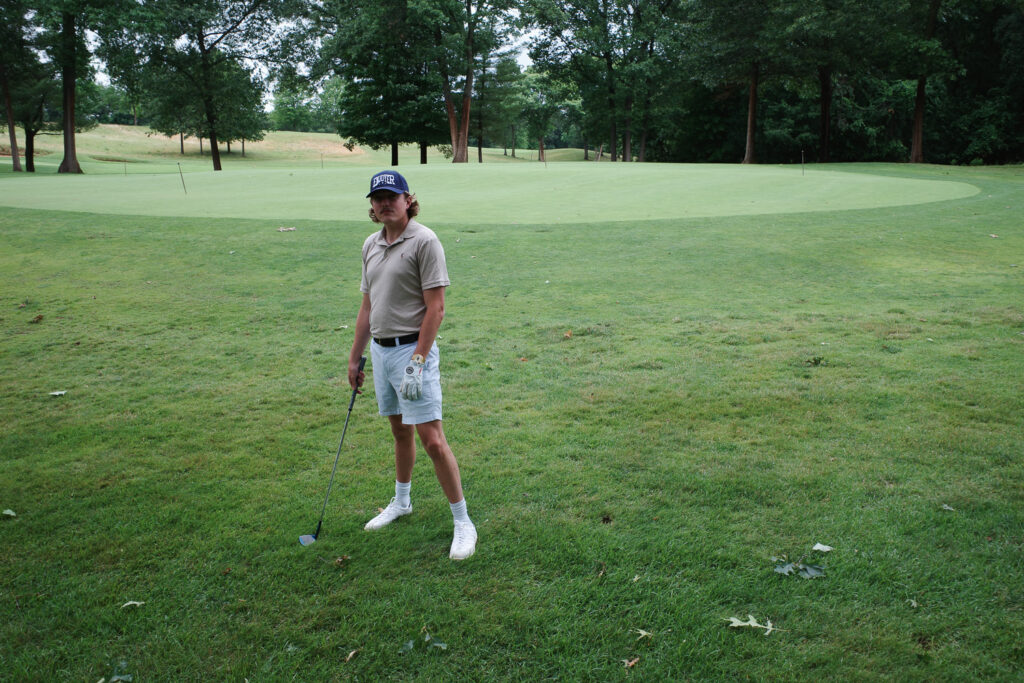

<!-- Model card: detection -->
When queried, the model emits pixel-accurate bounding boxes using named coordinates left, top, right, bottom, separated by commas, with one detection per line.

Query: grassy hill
left=2, top=124, right=565, bottom=173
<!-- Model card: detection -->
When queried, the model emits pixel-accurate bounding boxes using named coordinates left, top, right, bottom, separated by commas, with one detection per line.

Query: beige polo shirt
left=360, top=219, right=450, bottom=338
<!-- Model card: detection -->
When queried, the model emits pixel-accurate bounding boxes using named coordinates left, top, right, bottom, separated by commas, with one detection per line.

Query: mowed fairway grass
left=1, top=129, right=1023, bottom=680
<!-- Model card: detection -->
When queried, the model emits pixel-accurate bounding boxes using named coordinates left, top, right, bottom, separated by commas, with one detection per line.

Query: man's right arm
left=348, top=293, right=372, bottom=389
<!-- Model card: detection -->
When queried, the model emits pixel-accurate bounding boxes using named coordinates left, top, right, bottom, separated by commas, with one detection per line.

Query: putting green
left=0, top=163, right=979, bottom=224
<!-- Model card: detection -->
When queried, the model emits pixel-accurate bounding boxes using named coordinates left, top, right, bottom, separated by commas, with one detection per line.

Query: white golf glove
left=400, top=354, right=426, bottom=400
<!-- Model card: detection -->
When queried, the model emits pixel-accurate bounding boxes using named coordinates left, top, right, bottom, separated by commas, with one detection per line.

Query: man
left=347, top=170, right=477, bottom=560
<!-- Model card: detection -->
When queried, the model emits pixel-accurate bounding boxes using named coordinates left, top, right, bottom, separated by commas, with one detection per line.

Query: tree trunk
left=606, top=55, right=617, bottom=161
left=742, top=62, right=759, bottom=164
left=205, top=106, right=222, bottom=170
left=538, top=137, right=545, bottom=162
left=179, top=131, right=184, bottom=154
left=242, top=139, right=245, bottom=156
left=910, top=0, right=941, bottom=163
left=197, top=30, right=222, bottom=171
left=226, top=140, right=231, bottom=154
left=584, top=136, right=589, bottom=161
left=623, top=91, right=633, bottom=162
left=25, top=129, right=36, bottom=172
left=638, top=97, right=650, bottom=162
left=420, top=141, right=428, bottom=164
left=910, top=77, right=927, bottom=162
left=1, top=63, right=22, bottom=172
left=511, top=125, right=517, bottom=158
left=57, top=13, right=83, bottom=174
left=200, top=136, right=204, bottom=155
left=596, top=142, right=604, bottom=160
left=818, top=65, right=832, bottom=163
left=391, top=141, right=399, bottom=166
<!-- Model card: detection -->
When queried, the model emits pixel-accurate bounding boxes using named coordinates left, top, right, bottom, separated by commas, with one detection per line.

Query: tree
left=130, top=0, right=299, bottom=171
left=475, top=54, right=527, bottom=158
left=214, top=62, right=266, bottom=154
left=270, top=83, right=315, bottom=132
left=317, top=0, right=448, bottom=165
left=779, top=0, right=895, bottom=162
left=522, top=70, right=561, bottom=160
left=0, top=0, right=32, bottom=172
left=428, top=0, right=513, bottom=162
left=688, top=0, right=789, bottom=163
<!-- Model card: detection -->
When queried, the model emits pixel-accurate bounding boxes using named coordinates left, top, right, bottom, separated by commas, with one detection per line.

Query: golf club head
left=298, top=534, right=317, bottom=546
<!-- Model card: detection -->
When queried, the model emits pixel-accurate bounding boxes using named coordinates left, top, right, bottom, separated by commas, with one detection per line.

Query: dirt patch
left=92, top=156, right=138, bottom=163
left=0, top=146, right=51, bottom=157
left=253, top=135, right=365, bottom=157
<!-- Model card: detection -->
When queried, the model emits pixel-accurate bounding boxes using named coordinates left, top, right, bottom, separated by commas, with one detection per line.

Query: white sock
left=450, top=498, right=471, bottom=525
left=395, top=481, right=411, bottom=507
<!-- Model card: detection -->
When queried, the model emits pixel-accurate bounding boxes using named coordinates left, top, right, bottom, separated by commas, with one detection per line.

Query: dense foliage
left=2, top=0, right=1022, bottom=167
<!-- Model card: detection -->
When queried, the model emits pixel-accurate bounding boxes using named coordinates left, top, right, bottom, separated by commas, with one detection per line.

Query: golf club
left=299, top=356, right=366, bottom=546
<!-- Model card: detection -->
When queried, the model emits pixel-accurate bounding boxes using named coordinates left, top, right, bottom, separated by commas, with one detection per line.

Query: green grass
left=1, top=129, right=1022, bottom=680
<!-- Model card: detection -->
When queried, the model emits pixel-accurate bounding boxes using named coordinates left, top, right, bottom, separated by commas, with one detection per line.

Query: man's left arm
left=400, top=286, right=445, bottom=400
left=414, top=286, right=446, bottom=360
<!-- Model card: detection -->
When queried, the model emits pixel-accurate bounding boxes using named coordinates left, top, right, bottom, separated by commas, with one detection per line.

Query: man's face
left=370, top=190, right=411, bottom=222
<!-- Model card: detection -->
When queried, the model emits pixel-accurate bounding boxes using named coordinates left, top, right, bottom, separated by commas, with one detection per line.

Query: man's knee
left=390, top=418, right=415, bottom=441
left=416, top=422, right=448, bottom=458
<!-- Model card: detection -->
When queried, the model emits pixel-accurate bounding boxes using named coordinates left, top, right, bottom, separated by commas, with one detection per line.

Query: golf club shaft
left=314, top=356, right=366, bottom=534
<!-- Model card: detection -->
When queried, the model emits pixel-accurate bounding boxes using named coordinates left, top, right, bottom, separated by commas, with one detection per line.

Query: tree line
left=2, top=0, right=1022, bottom=173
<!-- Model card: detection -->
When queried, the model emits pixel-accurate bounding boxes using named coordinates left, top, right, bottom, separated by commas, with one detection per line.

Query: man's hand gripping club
left=400, top=354, right=426, bottom=400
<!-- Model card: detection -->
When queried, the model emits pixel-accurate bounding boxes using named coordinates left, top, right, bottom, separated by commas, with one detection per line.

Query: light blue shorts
left=370, top=341, right=443, bottom=425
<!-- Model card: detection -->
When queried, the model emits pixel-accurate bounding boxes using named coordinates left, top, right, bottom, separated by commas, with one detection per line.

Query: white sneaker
left=449, top=520, right=477, bottom=560
left=364, top=497, right=412, bottom=530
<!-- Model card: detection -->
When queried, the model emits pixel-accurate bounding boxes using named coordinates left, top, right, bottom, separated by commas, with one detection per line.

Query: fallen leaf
left=907, top=599, right=919, bottom=608
left=399, top=640, right=415, bottom=654
left=120, top=601, right=145, bottom=609
left=632, top=628, right=653, bottom=640
left=3, top=509, right=15, bottom=517
left=277, top=227, right=297, bottom=232
left=519, top=357, right=528, bottom=362
left=799, top=564, right=825, bottom=579
left=990, top=234, right=999, bottom=238
left=345, top=649, right=360, bottom=662
left=812, top=543, right=833, bottom=552
left=222, top=567, right=231, bottom=575
left=623, top=657, right=639, bottom=669
left=50, top=390, right=66, bottom=397
left=29, top=315, right=43, bottom=324
left=942, top=504, right=955, bottom=511
left=632, top=575, right=640, bottom=582
left=564, top=330, right=572, bottom=338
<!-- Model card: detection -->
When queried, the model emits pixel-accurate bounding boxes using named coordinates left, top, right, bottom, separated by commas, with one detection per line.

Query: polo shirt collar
left=375, top=219, right=422, bottom=246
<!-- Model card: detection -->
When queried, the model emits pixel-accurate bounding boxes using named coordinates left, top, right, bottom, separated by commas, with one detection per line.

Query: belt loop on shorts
left=373, top=332, right=419, bottom=347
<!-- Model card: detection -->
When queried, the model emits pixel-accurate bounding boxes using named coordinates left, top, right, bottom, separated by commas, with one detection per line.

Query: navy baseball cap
left=367, top=170, right=410, bottom=197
